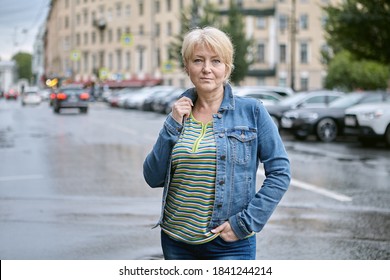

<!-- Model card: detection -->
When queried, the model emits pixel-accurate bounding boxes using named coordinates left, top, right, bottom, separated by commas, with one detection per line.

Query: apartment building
left=44, top=0, right=341, bottom=91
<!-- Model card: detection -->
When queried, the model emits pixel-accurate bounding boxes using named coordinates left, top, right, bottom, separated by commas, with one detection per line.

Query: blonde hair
left=181, top=26, right=234, bottom=83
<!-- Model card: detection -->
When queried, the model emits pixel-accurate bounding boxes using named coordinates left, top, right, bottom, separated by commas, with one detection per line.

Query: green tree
left=169, top=0, right=253, bottom=85
left=323, top=0, right=390, bottom=64
left=221, top=0, right=253, bottom=85
left=12, top=52, right=32, bottom=81
left=325, top=51, right=389, bottom=91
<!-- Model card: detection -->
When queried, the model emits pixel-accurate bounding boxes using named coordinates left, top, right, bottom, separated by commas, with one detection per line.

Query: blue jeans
left=161, top=230, right=256, bottom=260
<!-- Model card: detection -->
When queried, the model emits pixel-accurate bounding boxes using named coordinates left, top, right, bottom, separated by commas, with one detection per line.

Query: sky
left=0, top=0, right=50, bottom=61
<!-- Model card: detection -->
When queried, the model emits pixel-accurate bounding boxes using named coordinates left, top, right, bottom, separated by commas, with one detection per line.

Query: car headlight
left=361, top=109, right=383, bottom=120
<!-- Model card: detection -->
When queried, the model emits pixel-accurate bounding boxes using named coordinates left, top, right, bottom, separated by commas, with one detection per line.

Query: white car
left=344, top=100, right=390, bottom=146
left=21, top=90, right=42, bottom=106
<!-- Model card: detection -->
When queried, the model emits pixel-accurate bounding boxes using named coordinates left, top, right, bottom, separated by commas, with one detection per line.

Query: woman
left=143, top=27, right=291, bottom=260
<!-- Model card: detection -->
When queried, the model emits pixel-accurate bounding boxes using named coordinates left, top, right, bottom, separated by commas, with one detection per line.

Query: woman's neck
left=192, top=88, right=224, bottom=123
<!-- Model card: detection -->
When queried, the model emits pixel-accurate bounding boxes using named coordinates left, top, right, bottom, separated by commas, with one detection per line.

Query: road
left=0, top=99, right=389, bottom=260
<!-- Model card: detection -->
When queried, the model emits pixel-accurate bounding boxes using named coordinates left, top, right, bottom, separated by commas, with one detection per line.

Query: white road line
left=0, top=175, right=44, bottom=182
left=257, top=169, right=353, bottom=202
left=290, top=178, right=353, bottom=202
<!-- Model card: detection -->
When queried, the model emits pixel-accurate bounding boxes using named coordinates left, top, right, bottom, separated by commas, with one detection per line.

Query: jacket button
left=219, top=133, right=224, bottom=138
left=219, top=180, right=225, bottom=185
left=217, top=203, right=222, bottom=208
left=220, top=155, right=226, bottom=160
left=217, top=113, right=223, bottom=119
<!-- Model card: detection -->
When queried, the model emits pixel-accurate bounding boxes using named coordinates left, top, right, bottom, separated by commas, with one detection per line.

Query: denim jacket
left=143, top=84, right=291, bottom=240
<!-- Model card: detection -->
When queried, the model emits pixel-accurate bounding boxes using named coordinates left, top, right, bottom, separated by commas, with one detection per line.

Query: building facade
left=43, top=0, right=341, bottom=91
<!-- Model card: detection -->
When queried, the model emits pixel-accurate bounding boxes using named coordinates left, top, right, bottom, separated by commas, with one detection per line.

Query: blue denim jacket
left=143, top=84, right=291, bottom=240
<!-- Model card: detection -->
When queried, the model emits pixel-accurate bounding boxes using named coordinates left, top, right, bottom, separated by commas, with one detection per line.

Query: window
left=65, top=16, right=69, bottom=29
left=125, top=51, right=131, bottom=70
left=155, top=0, right=160, bottom=13
left=300, top=77, right=308, bottom=91
left=116, top=50, right=122, bottom=71
left=139, top=25, right=144, bottom=35
left=300, top=42, right=308, bottom=64
left=84, top=32, right=88, bottom=45
left=138, top=46, right=145, bottom=72
left=155, top=23, right=160, bottom=36
left=256, top=17, right=266, bottom=29
left=116, top=2, right=122, bottom=17
left=167, top=22, right=172, bottom=36
left=125, top=5, right=131, bottom=17
left=117, top=28, right=122, bottom=42
left=108, top=29, right=113, bottom=43
left=139, top=0, right=144, bottom=16
left=279, top=14, right=288, bottom=31
left=83, top=52, right=89, bottom=72
left=92, top=31, right=96, bottom=44
left=166, top=0, right=172, bottom=11
left=299, top=14, right=309, bottom=30
left=76, top=33, right=81, bottom=46
left=108, top=53, right=113, bottom=70
left=256, top=43, right=265, bottom=63
left=279, top=44, right=286, bottom=63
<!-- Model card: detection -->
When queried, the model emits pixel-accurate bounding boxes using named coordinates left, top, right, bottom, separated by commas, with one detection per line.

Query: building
left=0, top=61, right=17, bottom=93
left=43, top=0, right=341, bottom=91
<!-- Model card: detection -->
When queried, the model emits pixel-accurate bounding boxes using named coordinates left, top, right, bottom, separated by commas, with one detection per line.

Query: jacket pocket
left=226, top=127, right=257, bottom=165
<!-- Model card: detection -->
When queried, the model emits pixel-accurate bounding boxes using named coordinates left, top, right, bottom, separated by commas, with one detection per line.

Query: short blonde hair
left=181, top=26, right=234, bottom=83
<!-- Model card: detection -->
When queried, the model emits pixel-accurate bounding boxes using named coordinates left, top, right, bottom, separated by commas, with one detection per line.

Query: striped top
left=161, top=113, right=218, bottom=244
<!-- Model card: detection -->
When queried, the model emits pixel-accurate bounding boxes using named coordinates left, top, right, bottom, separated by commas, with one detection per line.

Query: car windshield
left=329, top=94, right=364, bottom=108
left=61, top=88, right=85, bottom=95
left=277, top=93, right=308, bottom=106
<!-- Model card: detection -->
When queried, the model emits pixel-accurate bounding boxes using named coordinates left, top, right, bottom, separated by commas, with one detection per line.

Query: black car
left=52, top=86, right=90, bottom=114
left=265, top=90, right=345, bottom=129
left=280, top=91, right=389, bottom=142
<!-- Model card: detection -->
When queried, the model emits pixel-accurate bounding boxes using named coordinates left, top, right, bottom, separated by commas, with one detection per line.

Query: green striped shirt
left=161, top=113, right=218, bottom=244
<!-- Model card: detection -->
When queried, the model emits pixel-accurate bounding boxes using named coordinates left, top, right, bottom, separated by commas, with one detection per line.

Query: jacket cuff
left=164, top=113, right=184, bottom=135
left=229, top=214, right=252, bottom=240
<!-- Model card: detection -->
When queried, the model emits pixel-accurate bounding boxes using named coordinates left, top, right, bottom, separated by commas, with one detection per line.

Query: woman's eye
left=212, top=59, right=221, bottom=64
left=193, top=59, right=203, bottom=64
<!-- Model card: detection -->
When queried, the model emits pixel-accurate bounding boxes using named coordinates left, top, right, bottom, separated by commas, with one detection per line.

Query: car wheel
left=316, top=118, right=337, bottom=142
left=385, top=124, right=390, bottom=147
left=80, top=107, right=88, bottom=114
left=54, top=107, right=60, bottom=113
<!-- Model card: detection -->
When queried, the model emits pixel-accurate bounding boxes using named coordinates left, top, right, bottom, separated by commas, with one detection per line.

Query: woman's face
left=186, top=43, right=227, bottom=94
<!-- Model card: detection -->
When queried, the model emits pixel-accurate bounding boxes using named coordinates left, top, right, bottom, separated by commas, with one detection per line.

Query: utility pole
left=290, top=0, right=296, bottom=91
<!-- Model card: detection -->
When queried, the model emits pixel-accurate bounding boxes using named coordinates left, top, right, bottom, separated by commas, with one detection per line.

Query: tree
left=325, top=51, right=389, bottom=91
left=169, top=0, right=253, bottom=85
left=12, top=52, right=32, bottom=81
left=323, top=0, right=390, bottom=64
left=221, top=0, right=253, bottom=85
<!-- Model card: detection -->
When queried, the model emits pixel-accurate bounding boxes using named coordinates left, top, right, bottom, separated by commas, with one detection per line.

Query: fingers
left=211, top=221, right=239, bottom=242
left=172, top=97, right=193, bottom=124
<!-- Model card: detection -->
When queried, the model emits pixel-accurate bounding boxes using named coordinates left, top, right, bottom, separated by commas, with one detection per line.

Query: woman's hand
left=171, top=97, right=193, bottom=124
left=211, top=221, right=239, bottom=242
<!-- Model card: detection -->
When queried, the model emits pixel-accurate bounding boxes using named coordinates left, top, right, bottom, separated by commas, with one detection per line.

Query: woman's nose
left=202, top=61, right=211, bottom=73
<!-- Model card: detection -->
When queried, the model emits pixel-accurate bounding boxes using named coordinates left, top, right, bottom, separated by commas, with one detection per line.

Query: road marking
left=257, top=169, right=352, bottom=202
left=0, top=174, right=44, bottom=182
left=290, top=178, right=353, bottom=202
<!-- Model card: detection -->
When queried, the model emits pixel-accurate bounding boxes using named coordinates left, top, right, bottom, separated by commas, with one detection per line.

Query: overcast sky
left=0, top=0, right=49, bottom=60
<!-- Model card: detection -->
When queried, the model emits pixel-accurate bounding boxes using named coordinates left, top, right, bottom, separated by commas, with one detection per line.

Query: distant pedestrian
left=143, top=26, right=291, bottom=260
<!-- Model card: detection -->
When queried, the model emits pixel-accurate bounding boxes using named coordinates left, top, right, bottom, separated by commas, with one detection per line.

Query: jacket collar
left=182, top=83, right=235, bottom=112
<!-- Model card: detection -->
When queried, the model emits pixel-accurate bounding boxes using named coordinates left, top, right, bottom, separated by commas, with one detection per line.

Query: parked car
left=4, top=89, right=19, bottom=100
left=265, top=90, right=345, bottom=129
left=280, top=91, right=389, bottom=142
left=344, top=100, right=390, bottom=146
left=21, top=90, right=42, bottom=106
left=141, top=86, right=178, bottom=111
left=234, top=87, right=284, bottom=106
left=155, top=88, right=186, bottom=114
left=237, top=85, right=294, bottom=98
left=52, top=86, right=90, bottom=114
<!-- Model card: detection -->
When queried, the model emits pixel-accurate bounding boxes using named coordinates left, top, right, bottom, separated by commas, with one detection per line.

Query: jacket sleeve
left=143, top=114, right=183, bottom=188
left=229, top=102, right=291, bottom=239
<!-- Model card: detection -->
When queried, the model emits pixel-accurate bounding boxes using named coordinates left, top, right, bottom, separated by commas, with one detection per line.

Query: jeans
left=161, top=230, right=256, bottom=260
